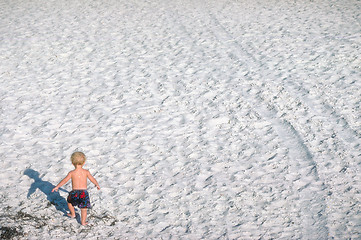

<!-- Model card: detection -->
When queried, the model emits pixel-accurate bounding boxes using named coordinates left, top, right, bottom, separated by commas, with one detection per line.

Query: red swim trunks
left=67, top=190, right=91, bottom=208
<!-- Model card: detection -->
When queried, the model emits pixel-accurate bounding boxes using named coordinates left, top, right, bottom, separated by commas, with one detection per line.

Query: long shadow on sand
left=24, top=169, right=69, bottom=215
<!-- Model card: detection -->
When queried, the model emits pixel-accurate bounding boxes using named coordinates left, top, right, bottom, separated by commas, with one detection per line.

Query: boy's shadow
left=24, top=169, right=69, bottom=215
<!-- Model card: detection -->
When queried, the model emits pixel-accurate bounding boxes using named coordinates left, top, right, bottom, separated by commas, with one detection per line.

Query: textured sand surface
left=0, top=0, right=360, bottom=239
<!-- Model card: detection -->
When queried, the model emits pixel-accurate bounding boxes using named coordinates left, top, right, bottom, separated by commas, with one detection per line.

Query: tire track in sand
left=203, top=1, right=361, bottom=238
left=162, top=0, right=329, bottom=238
left=206, top=8, right=329, bottom=239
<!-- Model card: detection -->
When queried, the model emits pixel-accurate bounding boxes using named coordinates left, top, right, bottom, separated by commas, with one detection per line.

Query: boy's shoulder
left=68, top=168, right=89, bottom=176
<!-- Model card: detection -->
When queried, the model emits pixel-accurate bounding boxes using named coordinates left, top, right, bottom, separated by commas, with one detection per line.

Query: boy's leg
left=67, top=203, right=76, bottom=218
left=80, top=208, right=88, bottom=225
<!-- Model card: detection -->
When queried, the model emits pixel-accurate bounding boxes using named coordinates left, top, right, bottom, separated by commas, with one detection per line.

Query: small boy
left=52, top=152, right=100, bottom=225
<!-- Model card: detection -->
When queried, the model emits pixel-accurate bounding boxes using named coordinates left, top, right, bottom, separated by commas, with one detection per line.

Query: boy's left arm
left=52, top=172, right=71, bottom=192
left=87, top=170, right=100, bottom=190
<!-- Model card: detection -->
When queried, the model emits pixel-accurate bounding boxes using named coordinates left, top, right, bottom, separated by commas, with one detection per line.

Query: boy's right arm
left=52, top=172, right=72, bottom=192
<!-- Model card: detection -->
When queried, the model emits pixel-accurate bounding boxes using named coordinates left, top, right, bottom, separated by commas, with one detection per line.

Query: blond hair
left=71, top=152, right=86, bottom=166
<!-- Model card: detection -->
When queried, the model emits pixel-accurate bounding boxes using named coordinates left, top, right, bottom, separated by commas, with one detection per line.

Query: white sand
left=0, top=0, right=360, bottom=239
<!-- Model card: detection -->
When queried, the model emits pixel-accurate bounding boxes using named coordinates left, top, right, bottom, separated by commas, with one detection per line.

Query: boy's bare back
left=70, top=167, right=100, bottom=190
left=54, top=166, right=100, bottom=192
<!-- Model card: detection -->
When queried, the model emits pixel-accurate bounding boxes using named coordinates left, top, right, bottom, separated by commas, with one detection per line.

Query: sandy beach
left=0, top=0, right=360, bottom=239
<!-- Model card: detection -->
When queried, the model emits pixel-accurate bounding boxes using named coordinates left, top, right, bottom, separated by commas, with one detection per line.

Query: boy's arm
left=52, top=172, right=72, bottom=192
left=87, top=170, right=100, bottom=190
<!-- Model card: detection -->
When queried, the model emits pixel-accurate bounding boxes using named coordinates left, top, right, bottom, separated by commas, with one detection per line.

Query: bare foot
left=67, top=213, right=76, bottom=218
left=81, top=222, right=88, bottom=226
